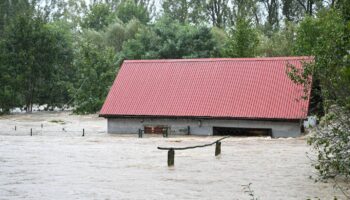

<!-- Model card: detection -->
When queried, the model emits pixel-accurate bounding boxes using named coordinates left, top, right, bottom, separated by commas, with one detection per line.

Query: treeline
left=0, top=0, right=348, bottom=115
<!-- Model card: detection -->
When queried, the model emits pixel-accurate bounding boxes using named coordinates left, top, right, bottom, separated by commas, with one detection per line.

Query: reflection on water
left=0, top=135, right=346, bottom=200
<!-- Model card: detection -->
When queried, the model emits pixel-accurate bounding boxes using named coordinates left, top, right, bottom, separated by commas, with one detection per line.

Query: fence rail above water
left=157, top=136, right=230, bottom=167
left=0, top=124, right=98, bottom=137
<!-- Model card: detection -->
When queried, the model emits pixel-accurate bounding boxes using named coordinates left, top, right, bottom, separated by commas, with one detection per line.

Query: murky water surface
left=0, top=112, right=346, bottom=199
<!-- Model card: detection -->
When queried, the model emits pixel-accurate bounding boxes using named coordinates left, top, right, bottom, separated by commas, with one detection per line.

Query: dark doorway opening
left=213, top=127, right=272, bottom=136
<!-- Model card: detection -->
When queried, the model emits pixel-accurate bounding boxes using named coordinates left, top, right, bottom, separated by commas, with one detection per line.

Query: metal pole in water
left=215, top=141, right=221, bottom=156
left=30, top=128, right=32, bottom=136
left=82, top=129, right=85, bottom=137
left=168, top=149, right=175, bottom=167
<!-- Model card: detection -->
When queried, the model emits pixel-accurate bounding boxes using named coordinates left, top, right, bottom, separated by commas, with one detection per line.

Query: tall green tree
left=104, top=19, right=142, bottom=52
left=206, top=0, right=232, bottom=28
left=260, top=0, right=280, bottom=37
left=116, top=0, right=150, bottom=24
left=81, top=3, right=114, bottom=30
left=282, top=0, right=306, bottom=22
left=289, top=9, right=350, bottom=190
left=0, top=10, right=73, bottom=112
left=0, top=0, right=31, bottom=36
left=121, top=18, right=218, bottom=59
left=72, top=36, right=116, bottom=114
left=162, top=0, right=206, bottom=24
left=258, top=21, right=297, bottom=57
left=232, top=0, right=260, bottom=25
left=223, top=18, right=259, bottom=57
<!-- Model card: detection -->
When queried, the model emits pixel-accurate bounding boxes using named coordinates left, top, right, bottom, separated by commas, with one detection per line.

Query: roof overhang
left=99, top=114, right=305, bottom=122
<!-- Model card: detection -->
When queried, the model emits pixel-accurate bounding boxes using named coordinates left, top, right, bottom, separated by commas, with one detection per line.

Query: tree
left=206, top=0, right=232, bottom=28
left=177, top=26, right=218, bottom=58
left=81, top=3, right=114, bottom=31
left=232, top=0, right=261, bottom=25
left=37, top=20, right=74, bottom=109
left=120, top=27, right=161, bottom=59
left=116, top=0, right=150, bottom=24
left=162, top=0, right=190, bottom=23
left=71, top=36, right=116, bottom=114
left=104, top=19, right=142, bottom=52
left=223, top=18, right=259, bottom=57
left=282, top=0, right=306, bottom=22
left=0, top=10, right=73, bottom=112
left=295, top=0, right=323, bottom=16
left=258, top=21, right=297, bottom=57
left=289, top=9, right=350, bottom=194
left=0, top=0, right=31, bottom=37
left=210, top=26, right=229, bottom=57
left=39, top=0, right=88, bottom=29
left=121, top=18, right=219, bottom=59
left=260, top=0, right=280, bottom=37
left=162, top=0, right=206, bottom=24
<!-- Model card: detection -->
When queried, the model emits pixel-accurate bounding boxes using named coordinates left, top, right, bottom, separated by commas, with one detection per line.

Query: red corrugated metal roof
left=100, top=57, right=312, bottom=119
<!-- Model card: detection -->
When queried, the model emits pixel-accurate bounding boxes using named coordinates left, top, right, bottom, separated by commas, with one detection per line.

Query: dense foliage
left=0, top=9, right=73, bottom=111
left=0, top=0, right=347, bottom=113
left=287, top=5, right=350, bottom=195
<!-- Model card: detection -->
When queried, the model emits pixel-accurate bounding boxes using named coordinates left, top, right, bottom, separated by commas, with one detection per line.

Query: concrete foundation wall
left=107, top=118, right=301, bottom=137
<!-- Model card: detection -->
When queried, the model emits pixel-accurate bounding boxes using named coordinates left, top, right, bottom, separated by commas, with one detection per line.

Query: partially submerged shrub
left=307, top=106, right=350, bottom=197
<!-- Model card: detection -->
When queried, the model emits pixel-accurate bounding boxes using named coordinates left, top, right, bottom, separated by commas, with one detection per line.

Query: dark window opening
left=213, top=127, right=272, bottom=136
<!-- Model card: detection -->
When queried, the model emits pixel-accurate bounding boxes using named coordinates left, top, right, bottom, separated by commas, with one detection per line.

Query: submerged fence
left=0, top=124, right=91, bottom=137
left=157, top=136, right=230, bottom=167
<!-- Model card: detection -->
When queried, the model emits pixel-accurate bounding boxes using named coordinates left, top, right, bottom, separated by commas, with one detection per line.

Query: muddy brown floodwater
left=0, top=112, right=347, bottom=199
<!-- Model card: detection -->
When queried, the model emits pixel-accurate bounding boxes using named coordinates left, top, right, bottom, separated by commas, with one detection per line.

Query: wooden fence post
left=15, top=126, right=16, bottom=131
left=82, top=129, right=85, bottom=137
left=168, top=148, right=175, bottom=166
left=138, top=129, right=143, bottom=138
left=30, top=128, right=32, bottom=136
left=158, top=136, right=229, bottom=167
left=163, top=128, right=168, bottom=138
left=215, top=141, right=221, bottom=156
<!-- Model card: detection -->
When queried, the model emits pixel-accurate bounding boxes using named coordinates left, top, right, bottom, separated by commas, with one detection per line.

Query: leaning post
left=168, top=148, right=175, bottom=167
left=82, top=128, right=85, bottom=137
left=215, top=141, right=221, bottom=156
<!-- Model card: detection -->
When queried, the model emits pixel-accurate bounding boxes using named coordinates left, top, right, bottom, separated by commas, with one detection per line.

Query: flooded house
left=99, top=57, right=312, bottom=137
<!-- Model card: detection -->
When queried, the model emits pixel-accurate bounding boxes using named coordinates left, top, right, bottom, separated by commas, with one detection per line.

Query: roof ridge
left=123, top=56, right=313, bottom=63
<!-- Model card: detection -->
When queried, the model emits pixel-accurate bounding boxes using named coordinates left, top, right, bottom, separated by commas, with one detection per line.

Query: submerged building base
left=106, top=117, right=302, bottom=138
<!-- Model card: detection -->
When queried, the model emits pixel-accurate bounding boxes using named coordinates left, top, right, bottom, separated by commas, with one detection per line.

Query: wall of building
left=107, top=117, right=302, bottom=137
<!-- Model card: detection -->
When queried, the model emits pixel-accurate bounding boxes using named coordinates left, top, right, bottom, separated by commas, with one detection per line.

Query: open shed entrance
left=213, top=127, right=272, bottom=136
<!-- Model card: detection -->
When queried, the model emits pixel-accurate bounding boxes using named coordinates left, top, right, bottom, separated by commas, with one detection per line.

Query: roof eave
left=98, top=114, right=306, bottom=122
